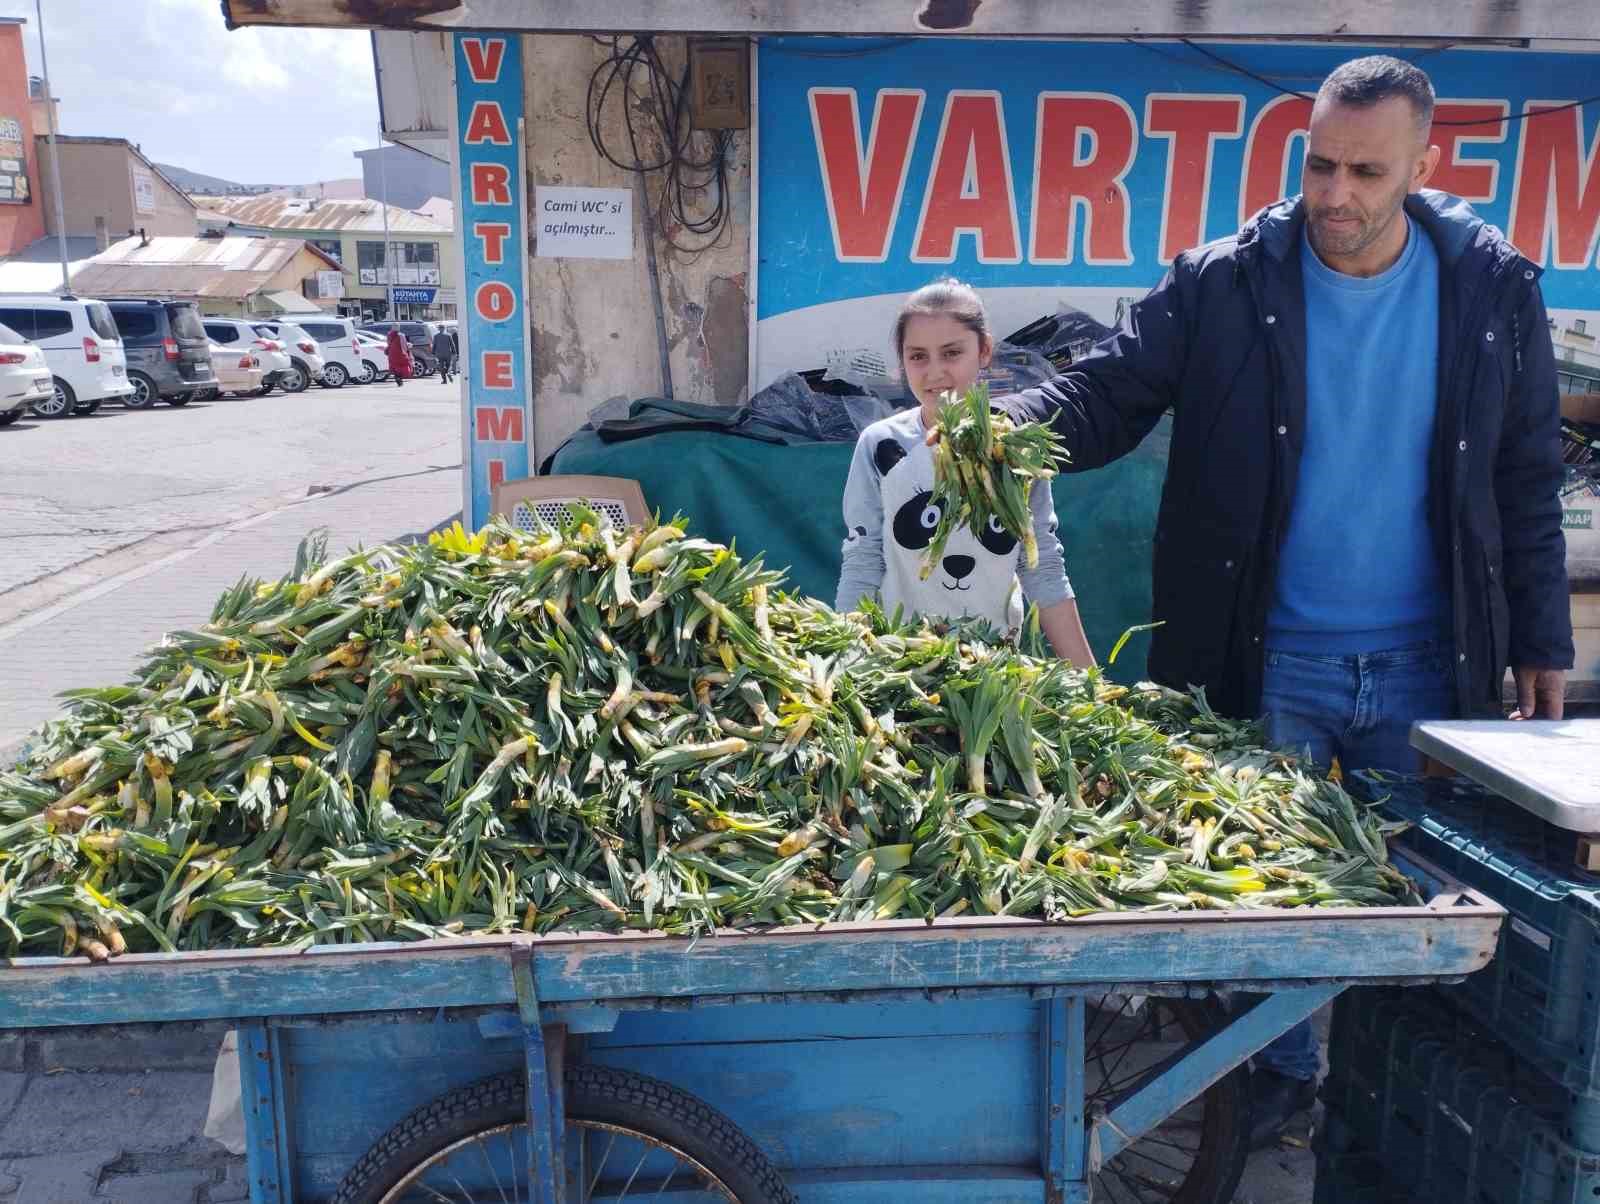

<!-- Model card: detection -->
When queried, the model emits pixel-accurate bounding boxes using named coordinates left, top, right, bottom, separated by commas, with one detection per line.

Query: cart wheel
left=331, top=1064, right=797, bottom=1204
left=1085, top=995, right=1248, bottom=1204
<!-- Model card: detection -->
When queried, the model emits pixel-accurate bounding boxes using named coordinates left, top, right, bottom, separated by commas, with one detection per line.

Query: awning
left=260, top=290, right=321, bottom=314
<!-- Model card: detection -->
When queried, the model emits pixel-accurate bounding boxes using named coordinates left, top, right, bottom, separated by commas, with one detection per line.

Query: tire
left=281, top=363, right=309, bottom=393
left=322, top=362, right=349, bottom=388
left=124, top=372, right=158, bottom=410
left=165, top=394, right=191, bottom=407
left=332, top=1065, right=797, bottom=1204
left=0, top=409, right=22, bottom=426
left=358, top=359, right=379, bottom=384
left=253, top=384, right=275, bottom=397
left=1084, top=995, right=1248, bottom=1204
left=33, top=377, right=76, bottom=418
left=75, top=400, right=101, bottom=415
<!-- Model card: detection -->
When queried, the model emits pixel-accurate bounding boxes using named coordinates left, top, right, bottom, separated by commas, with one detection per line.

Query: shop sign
left=455, top=32, right=531, bottom=527
left=534, top=185, right=632, bottom=259
left=756, top=38, right=1600, bottom=385
left=0, top=116, right=29, bottom=205
left=393, top=286, right=437, bottom=304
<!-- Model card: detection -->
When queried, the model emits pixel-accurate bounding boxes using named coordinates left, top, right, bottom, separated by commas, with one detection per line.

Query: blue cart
left=0, top=846, right=1500, bottom=1204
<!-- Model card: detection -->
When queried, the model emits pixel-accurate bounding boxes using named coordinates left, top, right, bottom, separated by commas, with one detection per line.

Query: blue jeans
left=1252, top=639, right=1457, bottom=1081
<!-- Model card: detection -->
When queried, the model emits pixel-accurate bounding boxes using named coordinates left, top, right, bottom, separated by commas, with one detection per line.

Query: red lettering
left=482, top=351, right=514, bottom=389
left=1144, top=94, right=1245, bottom=264
left=1511, top=102, right=1600, bottom=269
left=1428, top=101, right=1508, bottom=203
left=1029, top=93, right=1137, bottom=266
left=476, top=281, right=516, bottom=321
left=476, top=406, right=524, bottom=442
left=809, top=87, right=924, bottom=263
left=471, top=163, right=512, bottom=206
left=475, top=221, right=512, bottom=264
left=462, top=38, right=506, bottom=84
left=488, top=459, right=507, bottom=491
left=912, top=91, right=1021, bottom=263
left=465, top=101, right=512, bottom=146
left=1239, top=95, right=1313, bottom=224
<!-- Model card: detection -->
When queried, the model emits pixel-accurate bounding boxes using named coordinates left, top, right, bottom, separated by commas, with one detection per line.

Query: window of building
left=1576, top=318, right=1589, bottom=336
left=309, top=238, right=343, bottom=265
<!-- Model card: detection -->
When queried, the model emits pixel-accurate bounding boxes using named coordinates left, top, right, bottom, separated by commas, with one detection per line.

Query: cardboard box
left=1563, top=391, right=1600, bottom=426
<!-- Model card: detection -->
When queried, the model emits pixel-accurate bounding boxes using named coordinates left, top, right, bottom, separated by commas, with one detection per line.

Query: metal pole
left=378, top=133, right=393, bottom=320
left=34, top=0, right=71, bottom=293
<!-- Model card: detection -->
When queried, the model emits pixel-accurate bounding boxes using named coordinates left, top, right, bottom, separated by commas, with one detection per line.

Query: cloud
left=3, top=0, right=380, bottom=185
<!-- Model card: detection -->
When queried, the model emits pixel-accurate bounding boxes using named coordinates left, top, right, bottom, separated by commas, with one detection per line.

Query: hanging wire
left=585, top=35, right=737, bottom=256
left=1162, top=37, right=1600, bottom=126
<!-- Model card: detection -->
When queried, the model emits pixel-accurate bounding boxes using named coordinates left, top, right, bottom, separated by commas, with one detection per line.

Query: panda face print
left=890, top=490, right=1018, bottom=591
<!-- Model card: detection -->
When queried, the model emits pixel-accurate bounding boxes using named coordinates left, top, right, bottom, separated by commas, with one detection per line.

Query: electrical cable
left=585, top=35, right=737, bottom=256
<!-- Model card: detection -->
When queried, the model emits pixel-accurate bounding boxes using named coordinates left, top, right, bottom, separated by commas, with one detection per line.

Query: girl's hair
left=892, top=278, right=991, bottom=362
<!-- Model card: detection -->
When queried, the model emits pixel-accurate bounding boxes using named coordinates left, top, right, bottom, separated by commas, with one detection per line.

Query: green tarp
left=548, top=403, right=1171, bottom=682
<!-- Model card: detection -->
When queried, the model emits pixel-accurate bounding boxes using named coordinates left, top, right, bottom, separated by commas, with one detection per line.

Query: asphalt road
left=0, top=374, right=461, bottom=603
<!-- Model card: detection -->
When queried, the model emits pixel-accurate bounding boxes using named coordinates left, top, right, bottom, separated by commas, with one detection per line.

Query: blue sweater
left=1268, top=217, right=1446, bottom=654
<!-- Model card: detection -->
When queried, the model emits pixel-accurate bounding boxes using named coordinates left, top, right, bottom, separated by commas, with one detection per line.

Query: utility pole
left=34, top=0, right=71, bottom=294
left=378, top=133, right=393, bottom=320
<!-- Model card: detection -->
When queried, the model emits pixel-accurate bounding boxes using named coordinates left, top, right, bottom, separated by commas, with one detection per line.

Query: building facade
left=0, top=18, right=45, bottom=258
left=32, top=136, right=197, bottom=242
left=199, top=195, right=456, bottom=322
left=65, top=234, right=343, bottom=319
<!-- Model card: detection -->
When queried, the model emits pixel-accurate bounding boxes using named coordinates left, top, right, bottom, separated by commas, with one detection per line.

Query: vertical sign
left=454, top=33, right=529, bottom=529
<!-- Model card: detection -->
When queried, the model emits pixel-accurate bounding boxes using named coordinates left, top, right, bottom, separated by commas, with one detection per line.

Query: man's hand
left=1512, top=667, right=1566, bottom=720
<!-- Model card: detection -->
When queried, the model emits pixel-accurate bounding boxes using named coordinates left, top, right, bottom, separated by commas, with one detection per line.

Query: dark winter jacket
left=432, top=329, right=454, bottom=360
left=1006, top=190, right=1574, bottom=719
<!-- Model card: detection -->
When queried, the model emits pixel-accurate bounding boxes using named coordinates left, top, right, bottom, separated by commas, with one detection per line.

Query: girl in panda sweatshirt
left=835, top=279, right=1096, bottom=667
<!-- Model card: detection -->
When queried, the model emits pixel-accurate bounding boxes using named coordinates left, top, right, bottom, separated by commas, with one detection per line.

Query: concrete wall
left=0, top=24, right=46, bottom=256
left=35, top=140, right=195, bottom=241
left=523, top=35, right=752, bottom=456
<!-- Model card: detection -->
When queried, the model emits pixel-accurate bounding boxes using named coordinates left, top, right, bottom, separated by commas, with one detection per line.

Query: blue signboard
left=392, top=286, right=437, bottom=305
left=755, top=38, right=1600, bottom=385
left=454, top=32, right=530, bottom=528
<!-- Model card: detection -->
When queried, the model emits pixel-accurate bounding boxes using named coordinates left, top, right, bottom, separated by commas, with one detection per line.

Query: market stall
left=2, top=2, right=1596, bottom=1202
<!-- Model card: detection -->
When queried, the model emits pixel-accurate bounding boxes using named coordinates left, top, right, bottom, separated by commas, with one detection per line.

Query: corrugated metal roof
left=202, top=196, right=451, bottom=235
left=65, top=236, right=322, bottom=302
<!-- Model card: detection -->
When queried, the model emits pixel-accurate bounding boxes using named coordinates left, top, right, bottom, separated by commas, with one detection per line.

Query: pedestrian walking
left=385, top=328, right=412, bottom=388
left=432, top=326, right=455, bottom=384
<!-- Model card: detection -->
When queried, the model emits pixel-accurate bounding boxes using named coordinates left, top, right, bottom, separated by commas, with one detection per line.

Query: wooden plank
left=584, top=1031, right=1041, bottom=1170
left=218, top=0, right=1600, bottom=41
left=1092, top=984, right=1342, bottom=1163
left=1038, top=998, right=1072, bottom=1198
left=0, top=902, right=1500, bottom=1028
left=238, top=1020, right=293, bottom=1204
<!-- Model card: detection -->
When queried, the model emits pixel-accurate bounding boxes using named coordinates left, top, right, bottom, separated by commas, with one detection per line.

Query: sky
left=2, top=0, right=380, bottom=185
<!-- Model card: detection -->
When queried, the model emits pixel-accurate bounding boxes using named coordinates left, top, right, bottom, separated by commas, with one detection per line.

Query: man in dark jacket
left=1005, top=56, right=1574, bottom=1146
left=432, top=326, right=455, bottom=384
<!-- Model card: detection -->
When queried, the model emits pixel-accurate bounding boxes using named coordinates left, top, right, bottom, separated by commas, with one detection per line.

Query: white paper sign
left=132, top=171, right=156, bottom=215
left=534, top=185, right=632, bottom=260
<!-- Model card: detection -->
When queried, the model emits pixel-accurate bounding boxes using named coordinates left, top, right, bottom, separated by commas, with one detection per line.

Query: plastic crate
left=1351, top=772, right=1600, bottom=1098
left=1318, top=986, right=1600, bottom=1204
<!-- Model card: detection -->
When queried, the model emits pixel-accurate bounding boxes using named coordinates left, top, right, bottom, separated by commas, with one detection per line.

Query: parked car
left=104, top=298, right=213, bottom=409
left=361, top=320, right=440, bottom=375
left=0, top=293, right=133, bottom=417
left=251, top=321, right=325, bottom=393
left=353, top=330, right=391, bottom=382
left=203, top=342, right=264, bottom=397
left=201, top=317, right=293, bottom=395
left=0, top=320, right=52, bottom=426
left=287, top=315, right=367, bottom=388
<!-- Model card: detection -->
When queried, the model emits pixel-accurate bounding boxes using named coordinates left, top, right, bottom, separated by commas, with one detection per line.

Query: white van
left=287, top=315, right=368, bottom=388
left=0, top=294, right=134, bottom=418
